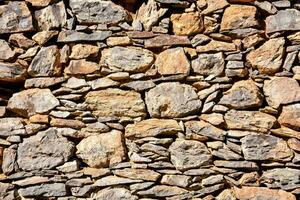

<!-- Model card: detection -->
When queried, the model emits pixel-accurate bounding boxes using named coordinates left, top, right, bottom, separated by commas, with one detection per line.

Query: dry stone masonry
left=0, top=0, right=300, bottom=199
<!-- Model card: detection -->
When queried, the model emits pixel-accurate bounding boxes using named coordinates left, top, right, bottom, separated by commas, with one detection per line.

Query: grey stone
left=93, top=188, right=138, bottom=200
left=192, top=53, right=225, bottom=77
left=18, top=183, right=66, bottom=197
left=57, top=30, right=112, bottom=42
left=0, top=118, right=26, bottom=137
left=2, top=145, right=18, bottom=175
left=0, top=62, right=26, bottom=82
left=0, top=40, right=15, bottom=60
left=94, top=176, right=142, bottom=186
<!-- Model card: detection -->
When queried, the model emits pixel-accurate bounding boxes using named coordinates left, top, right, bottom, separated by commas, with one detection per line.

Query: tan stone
left=201, top=0, right=229, bottom=15
left=76, top=130, right=126, bottom=168
left=278, top=104, right=300, bottom=130
left=246, top=37, right=285, bottom=75
left=107, top=36, right=132, bottom=46
left=137, top=185, right=188, bottom=197
left=288, top=138, right=300, bottom=152
left=69, top=44, right=99, bottom=59
left=65, top=60, right=100, bottom=75
left=0, top=40, right=15, bottom=60
left=9, top=33, right=35, bottom=49
left=191, top=52, right=224, bottom=77
left=125, top=119, right=181, bottom=139
left=50, top=118, right=85, bottom=129
left=29, top=114, right=49, bottom=124
left=32, top=31, right=59, bottom=45
left=271, top=126, right=300, bottom=140
left=196, top=40, right=236, bottom=52
left=263, top=77, right=300, bottom=108
left=155, top=47, right=190, bottom=75
left=25, top=0, right=53, bottom=7
left=220, top=5, right=258, bottom=31
left=0, top=62, right=26, bottom=82
left=171, top=12, right=204, bottom=36
left=114, top=168, right=161, bottom=181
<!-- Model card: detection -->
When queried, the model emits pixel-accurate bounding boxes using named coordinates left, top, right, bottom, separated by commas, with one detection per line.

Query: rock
left=107, top=36, right=132, bottom=46
left=288, top=138, right=300, bottom=152
left=201, top=0, right=229, bottom=15
left=136, top=0, right=168, bottom=31
left=114, top=168, right=161, bottom=181
left=221, top=5, right=258, bottom=31
left=161, top=175, right=192, bottom=188
left=57, top=30, right=112, bottom=42
left=7, top=88, right=59, bottom=117
left=144, top=34, right=191, bottom=48
left=266, top=9, right=300, bottom=34
left=271, top=126, right=300, bottom=140
left=18, top=183, right=66, bottom=197
left=56, top=160, right=79, bottom=173
left=101, top=47, right=154, bottom=73
left=35, top=1, right=67, bottom=30
left=145, top=82, right=202, bottom=118
left=25, top=77, right=65, bottom=88
left=214, top=160, right=258, bottom=170
left=225, top=110, right=276, bottom=133
left=93, top=188, right=138, bottom=200
left=17, top=128, right=74, bottom=171
left=0, top=40, right=15, bottom=60
left=191, top=53, right=224, bottom=77
left=261, top=168, right=300, bottom=190
left=0, top=62, right=26, bottom=82
left=241, top=134, right=293, bottom=162
left=28, top=45, right=61, bottom=77
left=125, top=119, right=181, bottom=138
left=246, top=37, right=285, bottom=75
left=85, top=88, right=146, bottom=120
left=121, top=80, right=156, bottom=91
left=69, top=44, right=99, bottom=59
left=278, top=104, right=300, bottom=130
left=12, top=176, right=49, bottom=186
left=2, top=145, right=18, bottom=175
left=32, top=31, right=59, bottom=45
left=0, top=118, right=26, bottom=137
left=155, top=47, right=190, bottom=75
left=9, top=33, right=35, bottom=49
left=87, top=77, right=119, bottom=90
left=0, top=2, right=33, bottom=34
left=233, top=186, right=296, bottom=200
left=171, top=12, right=203, bottom=36
left=70, top=0, right=130, bottom=25
left=76, top=130, right=126, bottom=168
left=185, top=120, right=226, bottom=141
left=169, top=139, right=212, bottom=171
left=50, top=118, right=85, bottom=129
left=263, top=77, right=300, bottom=108
left=65, top=60, right=100, bottom=75
left=25, top=0, right=53, bottom=7
left=95, top=176, right=142, bottom=187
left=196, top=40, right=236, bottom=52
left=219, top=79, right=263, bottom=109
left=137, top=185, right=188, bottom=197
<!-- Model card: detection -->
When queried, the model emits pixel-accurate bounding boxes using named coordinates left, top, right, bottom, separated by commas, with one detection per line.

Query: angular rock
left=214, top=160, right=258, bottom=170
left=169, top=139, right=212, bottom=171
left=95, top=176, right=142, bottom=187
left=114, top=168, right=161, bottom=181
left=0, top=62, right=26, bottom=82
left=17, top=128, right=74, bottom=171
left=266, top=9, right=300, bottom=34
left=9, top=33, right=35, bottom=49
left=288, top=138, right=300, bottom=152
left=225, top=110, right=276, bottom=133
left=161, top=174, right=192, bottom=188
left=246, top=37, right=285, bottom=75
left=196, top=40, right=236, bottom=52
left=57, top=30, right=112, bottom=42
left=125, top=119, right=181, bottom=138
left=0, top=118, right=26, bottom=137
left=85, top=88, right=146, bottom=120
left=191, top=53, right=224, bottom=77
left=93, top=188, right=138, bottom=200
left=241, top=134, right=293, bottom=162
left=76, top=130, right=126, bottom=168
left=25, top=0, right=53, bottom=7
left=2, top=145, right=18, bottom=175
left=87, top=77, right=119, bottom=90
left=101, top=47, right=154, bottom=73
left=171, top=12, right=203, bottom=36
left=70, top=0, right=130, bottom=25
left=279, top=104, right=300, bottom=130
left=0, top=40, right=15, bottom=60
left=35, top=1, right=67, bottom=30
left=65, top=60, right=100, bottom=75
left=12, top=176, right=49, bottom=186
left=0, top=2, right=33, bottom=34
left=28, top=45, right=61, bottom=77
left=32, top=31, right=58, bottom=45
left=145, top=82, right=202, bottom=118
left=219, top=79, right=263, bottom=109
left=263, top=77, right=300, bottom=108
left=7, top=88, right=59, bottom=117
left=144, top=35, right=191, bottom=48
left=25, top=77, right=65, bottom=88
left=69, top=44, right=99, bottom=59
left=137, top=185, right=188, bottom=197
left=121, top=80, right=156, bottom=91
left=18, top=183, right=66, bottom=197
left=155, top=47, right=190, bottom=75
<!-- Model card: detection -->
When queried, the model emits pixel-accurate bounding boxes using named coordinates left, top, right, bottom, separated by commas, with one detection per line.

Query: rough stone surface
left=279, top=104, right=300, bottom=130
left=0, top=62, right=26, bottom=82
left=192, top=53, right=224, bottom=77
left=171, top=12, right=203, bottom=36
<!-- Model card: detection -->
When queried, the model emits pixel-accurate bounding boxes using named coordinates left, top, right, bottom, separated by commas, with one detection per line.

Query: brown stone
left=29, top=114, right=49, bottom=124
left=171, top=12, right=203, bottom=36
left=155, top=47, right=190, bottom=75
left=233, top=187, right=296, bottom=200
left=50, top=118, right=85, bottom=129
left=65, top=60, right=100, bottom=75
left=69, top=44, right=99, bottom=59
left=107, top=36, right=132, bottom=46
left=114, top=168, right=161, bottom=181
left=201, top=0, right=229, bottom=15
left=0, top=40, right=15, bottom=60
left=9, top=33, right=35, bottom=49
left=278, top=104, right=300, bottom=130
left=32, top=31, right=59, bottom=45
left=144, top=35, right=191, bottom=48
left=196, top=40, right=236, bottom=53
left=25, top=0, right=53, bottom=7
left=137, top=185, right=188, bottom=197
left=0, top=62, right=26, bottom=82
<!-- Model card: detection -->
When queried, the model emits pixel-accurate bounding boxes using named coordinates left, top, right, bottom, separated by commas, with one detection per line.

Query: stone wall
left=0, top=0, right=300, bottom=199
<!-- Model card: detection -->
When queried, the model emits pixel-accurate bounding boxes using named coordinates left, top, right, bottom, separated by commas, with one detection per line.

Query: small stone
left=171, top=12, right=203, bottom=36
left=9, top=33, right=35, bottom=49
left=12, top=176, right=49, bottom=186
left=288, top=138, right=300, bottom=152
left=114, top=168, right=161, bottom=181
left=0, top=40, right=15, bottom=60
left=191, top=53, right=224, bottom=77
left=0, top=118, right=26, bottom=137
left=271, top=126, right=300, bottom=140
left=225, top=110, right=276, bottom=133
left=25, top=0, right=53, bottom=7
left=56, top=160, right=79, bottom=173
left=137, top=185, right=188, bottom=197
left=241, top=134, right=293, bottom=162
left=145, top=82, right=202, bottom=118
left=50, top=118, right=85, bottom=129
left=64, top=77, right=88, bottom=89
left=76, top=130, right=126, bottom=168
left=87, top=77, right=119, bottom=90
left=32, top=31, right=59, bottom=45
left=0, top=2, right=33, bottom=34
left=288, top=32, right=300, bottom=45
left=70, top=0, right=130, bottom=25
left=58, top=30, right=112, bottom=42
left=214, top=160, right=258, bottom=170
left=107, top=36, right=132, bottom=46
left=95, top=176, right=142, bottom=187
left=219, top=79, right=263, bottom=109
left=18, top=183, right=67, bottom=197
left=196, top=40, right=236, bottom=53
left=155, top=47, right=190, bottom=75
left=278, top=104, right=300, bottom=130
left=65, top=60, right=100, bottom=75
left=2, top=145, right=18, bottom=175
left=246, top=37, right=285, bottom=75
left=253, top=1, right=277, bottom=14
left=93, top=188, right=138, bottom=200
left=35, top=1, right=67, bottom=30
left=266, top=9, right=300, bottom=34
left=28, top=45, right=61, bottom=77
left=101, top=47, right=154, bottom=73
left=17, top=128, right=74, bottom=171
left=144, top=34, right=191, bottom=48
left=29, top=114, right=49, bottom=124
left=0, top=62, right=26, bottom=82
left=201, top=0, right=229, bottom=15
left=220, top=5, right=258, bottom=31
left=161, top=175, right=192, bottom=188
left=121, top=80, right=156, bottom=91
left=85, top=88, right=146, bottom=121
left=125, top=118, right=181, bottom=139
left=7, top=88, right=60, bottom=117
left=200, top=113, right=224, bottom=126
left=69, top=44, right=99, bottom=59
left=263, top=77, right=300, bottom=108
left=169, top=139, right=212, bottom=171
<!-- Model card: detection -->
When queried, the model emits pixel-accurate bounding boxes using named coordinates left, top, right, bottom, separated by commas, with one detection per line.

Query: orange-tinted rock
left=171, top=12, right=204, bottom=36
left=65, top=60, right=100, bottom=75
left=278, top=104, right=300, bottom=130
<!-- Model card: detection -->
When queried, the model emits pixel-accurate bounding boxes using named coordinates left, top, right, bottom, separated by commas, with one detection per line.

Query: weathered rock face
left=17, top=128, right=75, bottom=171
left=233, top=187, right=296, bottom=200
left=145, top=82, right=202, bottom=118
left=94, top=188, right=138, bottom=200
left=0, top=62, right=26, bottom=82
left=278, top=104, right=300, bottom=130
left=191, top=53, right=224, bottom=77
left=7, top=89, right=59, bottom=117
left=0, top=118, right=26, bottom=137
left=171, top=12, right=203, bottom=36
left=0, top=40, right=15, bottom=60
left=76, top=130, right=126, bottom=168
